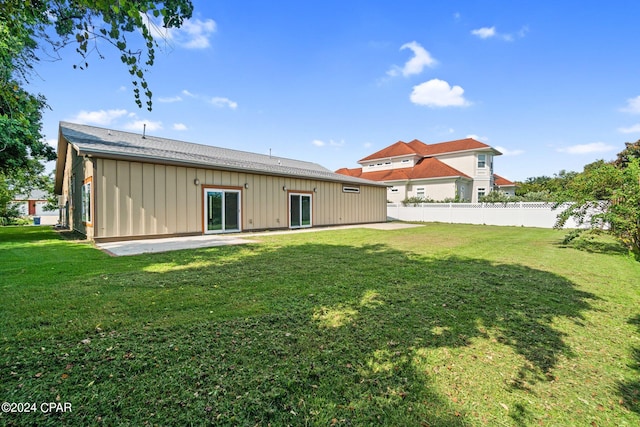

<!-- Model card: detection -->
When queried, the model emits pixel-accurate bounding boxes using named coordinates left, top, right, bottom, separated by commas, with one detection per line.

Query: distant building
left=493, top=174, right=517, bottom=197
left=12, top=190, right=58, bottom=225
left=337, top=138, right=515, bottom=203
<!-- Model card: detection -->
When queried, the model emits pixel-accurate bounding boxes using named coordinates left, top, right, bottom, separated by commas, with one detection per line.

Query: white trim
left=289, top=193, right=312, bottom=229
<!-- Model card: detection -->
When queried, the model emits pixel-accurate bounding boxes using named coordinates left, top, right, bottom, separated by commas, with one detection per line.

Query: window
left=69, top=174, right=75, bottom=208
left=477, top=187, right=486, bottom=199
left=367, top=164, right=375, bottom=168
left=477, top=154, right=486, bottom=168
left=81, top=178, right=92, bottom=224
left=401, top=159, right=410, bottom=163
left=342, top=186, right=360, bottom=193
left=384, top=161, right=391, bottom=165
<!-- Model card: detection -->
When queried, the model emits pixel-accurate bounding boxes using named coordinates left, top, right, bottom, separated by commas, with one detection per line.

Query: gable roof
left=358, top=141, right=423, bottom=162
left=422, top=138, right=499, bottom=156
left=359, top=137, right=500, bottom=163
left=336, top=157, right=470, bottom=182
left=494, top=174, right=516, bottom=187
left=54, top=122, right=387, bottom=194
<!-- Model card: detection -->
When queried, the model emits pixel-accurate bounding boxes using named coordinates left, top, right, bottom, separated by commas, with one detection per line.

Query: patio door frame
left=203, top=186, right=242, bottom=234
left=289, top=191, right=313, bottom=229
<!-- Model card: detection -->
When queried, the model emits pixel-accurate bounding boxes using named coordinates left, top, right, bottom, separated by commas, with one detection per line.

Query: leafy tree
left=1, top=0, right=194, bottom=219
left=1, top=0, right=194, bottom=110
left=555, top=157, right=640, bottom=259
left=515, top=170, right=578, bottom=197
left=614, top=139, right=640, bottom=169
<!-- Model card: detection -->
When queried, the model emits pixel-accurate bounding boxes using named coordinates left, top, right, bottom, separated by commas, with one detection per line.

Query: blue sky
left=30, top=0, right=640, bottom=181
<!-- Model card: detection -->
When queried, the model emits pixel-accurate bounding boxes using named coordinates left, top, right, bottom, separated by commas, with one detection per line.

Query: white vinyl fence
left=387, top=202, right=587, bottom=229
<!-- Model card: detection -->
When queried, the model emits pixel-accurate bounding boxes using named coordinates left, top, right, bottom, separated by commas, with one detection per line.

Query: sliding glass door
left=290, top=193, right=312, bottom=228
left=204, top=189, right=241, bottom=233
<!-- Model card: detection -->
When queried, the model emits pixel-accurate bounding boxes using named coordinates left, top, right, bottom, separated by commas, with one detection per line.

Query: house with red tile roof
left=336, top=138, right=515, bottom=203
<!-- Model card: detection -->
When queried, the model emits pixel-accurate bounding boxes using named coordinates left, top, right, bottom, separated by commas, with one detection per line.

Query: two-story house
left=336, top=138, right=515, bottom=203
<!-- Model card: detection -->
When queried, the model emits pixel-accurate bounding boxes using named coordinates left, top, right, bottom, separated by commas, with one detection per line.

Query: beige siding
left=59, top=148, right=95, bottom=238
left=93, top=157, right=386, bottom=240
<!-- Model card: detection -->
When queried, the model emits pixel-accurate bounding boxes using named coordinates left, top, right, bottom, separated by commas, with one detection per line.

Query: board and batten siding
left=94, top=158, right=386, bottom=240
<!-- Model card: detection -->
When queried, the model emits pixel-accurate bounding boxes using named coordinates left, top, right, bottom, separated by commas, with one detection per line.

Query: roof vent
left=142, top=123, right=146, bottom=139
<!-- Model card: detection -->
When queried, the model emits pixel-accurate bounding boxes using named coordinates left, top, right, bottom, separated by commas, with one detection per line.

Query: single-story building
left=54, top=122, right=388, bottom=242
left=11, top=189, right=59, bottom=225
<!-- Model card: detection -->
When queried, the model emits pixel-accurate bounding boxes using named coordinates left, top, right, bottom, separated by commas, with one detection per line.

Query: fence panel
left=387, top=202, right=586, bottom=229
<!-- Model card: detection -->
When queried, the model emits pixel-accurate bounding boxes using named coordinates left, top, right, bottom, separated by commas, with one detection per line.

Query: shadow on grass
left=619, top=315, right=640, bottom=414
left=557, top=229, right=629, bottom=256
left=1, top=240, right=597, bottom=426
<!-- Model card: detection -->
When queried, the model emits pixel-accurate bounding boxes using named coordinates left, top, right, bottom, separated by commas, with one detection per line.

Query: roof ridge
left=59, top=121, right=328, bottom=170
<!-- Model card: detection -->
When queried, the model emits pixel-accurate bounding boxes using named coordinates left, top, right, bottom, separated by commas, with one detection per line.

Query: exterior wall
left=60, top=147, right=94, bottom=238
left=94, top=158, right=387, bottom=240
left=472, top=177, right=494, bottom=203
left=435, top=152, right=476, bottom=176
left=386, top=183, right=407, bottom=203
left=437, top=151, right=495, bottom=202
left=435, top=151, right=494, bottom=179
left=408, top=180, right=454, bottom=201
left=12, top=200, right=57, bottom=217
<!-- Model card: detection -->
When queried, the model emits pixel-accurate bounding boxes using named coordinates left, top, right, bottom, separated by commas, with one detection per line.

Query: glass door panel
left=224, top=192, right=239, bottom=231
left=301, top=195, right=311, bottom=226
left=207, top=191, right=223, bottom=232
left=204, top=189, right=241, bottom=233
left=290, top=194, right=301, bottom=228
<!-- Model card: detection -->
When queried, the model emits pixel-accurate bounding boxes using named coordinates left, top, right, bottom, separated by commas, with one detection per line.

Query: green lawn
left=1, top=224, right=639, bottom=426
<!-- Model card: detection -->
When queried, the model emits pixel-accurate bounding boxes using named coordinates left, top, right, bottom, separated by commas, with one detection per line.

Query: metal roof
left=57, top=122, right=386, bottom=187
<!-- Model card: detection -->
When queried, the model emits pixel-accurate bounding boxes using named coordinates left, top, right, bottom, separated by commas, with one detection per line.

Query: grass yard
left=1, top=224, right=639, bottom=426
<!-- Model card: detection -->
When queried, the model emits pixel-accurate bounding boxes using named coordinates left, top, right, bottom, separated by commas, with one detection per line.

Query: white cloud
left=618, top=124, right=640, bottom=134
left=471, top=26, right=496, bottom=39
left=410, top=79, right=470, bottom=107
left=556, top=142, right=616, bottom=155
left=471, top=26, right=527, bottom=41
left=142, top=15, right=216, bottom=49
left=158, top=95, right=183, bottom=103
left=172, top=123, right=188, bottom=131
left=620, top=95, right=640, bottom=114
left=387, top=41, right=437, bottom=77
left=494, top=145, right=525, bottom=156
left=68, top=109, right=128, bottom=125
left=313, top=139, right=344, bottom=148
left=210, top=97, right=238, bottom=109
left=466, top=134, right=489, bottom=142
left=178, top=19, right=217, bottom=49
left=181, top=89, right=196, bottom=98
left=123, top=120, right=163, bottom=132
